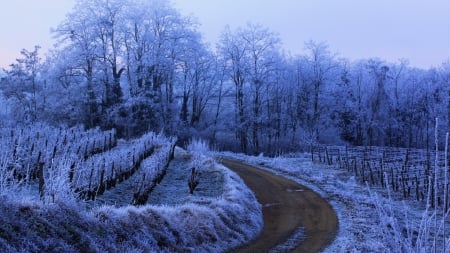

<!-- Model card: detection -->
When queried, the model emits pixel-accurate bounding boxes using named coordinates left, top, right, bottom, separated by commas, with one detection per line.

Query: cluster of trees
left=1, top=0, right=449, bottom=154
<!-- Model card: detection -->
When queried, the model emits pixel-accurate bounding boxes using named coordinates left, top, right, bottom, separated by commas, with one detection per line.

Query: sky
left=0, top=0, right=449, bottom=69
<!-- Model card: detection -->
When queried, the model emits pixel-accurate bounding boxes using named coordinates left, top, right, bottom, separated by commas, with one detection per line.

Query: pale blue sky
left=1, top=0, right=449, bottom=69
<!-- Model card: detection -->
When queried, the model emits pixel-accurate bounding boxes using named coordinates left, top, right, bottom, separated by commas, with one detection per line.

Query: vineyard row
left=312, top=145, right=450, bottom=208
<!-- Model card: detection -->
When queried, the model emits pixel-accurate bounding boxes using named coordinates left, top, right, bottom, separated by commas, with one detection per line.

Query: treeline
left=1, top=0, right=449, bottom=154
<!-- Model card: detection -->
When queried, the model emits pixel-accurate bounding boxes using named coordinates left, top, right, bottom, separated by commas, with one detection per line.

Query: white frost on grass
left=147, top=155, right=224, bottom=205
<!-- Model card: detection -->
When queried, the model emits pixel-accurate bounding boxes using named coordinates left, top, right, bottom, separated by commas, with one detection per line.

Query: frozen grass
left=93, top=151, right=262, bottom=252
left=148, top=150, right=224, bottom=205
left=0, top=128, right=262, bottom=251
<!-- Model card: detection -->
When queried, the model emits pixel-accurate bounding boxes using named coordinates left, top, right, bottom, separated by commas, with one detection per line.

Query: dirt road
left=220, top=159, right=337, bottom=253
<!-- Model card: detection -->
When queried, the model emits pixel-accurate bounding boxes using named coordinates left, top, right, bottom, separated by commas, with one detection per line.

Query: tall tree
left=219, top=26, right=250, bottom=152
left=121, top=0, right=201, bottom=134
left=366, top=59, right=391, bottom=146
left=303, top=41, right=338, bottom=142
left=53, top=0, right=106, bottom=127
left=241, top=23, right=281, bottom=152
left=2, top=46, right=42, bottom=123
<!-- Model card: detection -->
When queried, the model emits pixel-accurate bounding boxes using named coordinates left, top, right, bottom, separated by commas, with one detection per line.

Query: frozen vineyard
left=311, top=145, right=450, bottom=206
left=0, top=124, right=117, bottom=183
left=0, top=126, right=262, bottom=252
left=72, top=132, right=176, bottom=203
left=0, top=124, right=177, bottom=203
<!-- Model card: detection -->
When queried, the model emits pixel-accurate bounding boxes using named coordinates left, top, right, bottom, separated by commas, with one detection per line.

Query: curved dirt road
left=220, top=159, right=337, bottom=253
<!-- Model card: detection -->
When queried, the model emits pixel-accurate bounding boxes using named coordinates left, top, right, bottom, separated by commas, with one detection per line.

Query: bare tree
left=304, top=41, right=338, bottom=142
left=3, top=46, right=42, bottom=123
left=366, top=59, right=391, bottom=146
left=218, top=26, right=249, bottom=152
left=241, top=23, right=281, bottom=152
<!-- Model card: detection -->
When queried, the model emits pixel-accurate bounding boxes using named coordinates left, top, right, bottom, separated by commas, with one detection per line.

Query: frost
left=0, top=130, right=262, bottom=252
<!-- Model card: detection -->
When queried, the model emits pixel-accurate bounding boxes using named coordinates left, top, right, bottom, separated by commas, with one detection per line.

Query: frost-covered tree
left=53, top=2, right=104, bottom=128
left=218, top=26, right=250, bottom=152
left=50, top=0, right=204, bottom=137
left=218, top=24, right=282, bottom=153
left=396, top=68, right=433, bottom=148
left=58, top=0, right=126, bottom=108
left=365, top=59, right=392, bottom=146
left=3, top=0, right=450, bottom=153
left=241, top=23, right=281, bottom=152
left=178, top=44, right=216, bottom=128
left=1, top=46, right=42, bottom=123
left=298, top=41, right=338, bottom=144
left=118, top=0, right=202, bottom=135
left=329, top=60, right=358, bottom=144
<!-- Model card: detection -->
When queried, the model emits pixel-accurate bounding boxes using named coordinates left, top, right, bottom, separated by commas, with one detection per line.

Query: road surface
left=220, top=158, right=337, bottom=253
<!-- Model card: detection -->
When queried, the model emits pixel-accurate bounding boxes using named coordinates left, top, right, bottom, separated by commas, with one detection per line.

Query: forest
left=1, top=0, right=449, bottom=155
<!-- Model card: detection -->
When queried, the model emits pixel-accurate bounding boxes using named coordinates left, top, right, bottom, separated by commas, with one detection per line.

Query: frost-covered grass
left=148, top=148, right=224, bottom=205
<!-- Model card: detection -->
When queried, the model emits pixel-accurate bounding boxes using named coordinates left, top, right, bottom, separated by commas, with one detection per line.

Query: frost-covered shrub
left=187, top=138, right=214, bottom=171
left=187, top=138, right=211, bottom=155
left=185, top=139, right=216, bottom=195
left=105, top=97, right=160, bottom=138
left=0, top=153, right=23, bottom=197
left=42, top=158, right=77, bottom=204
